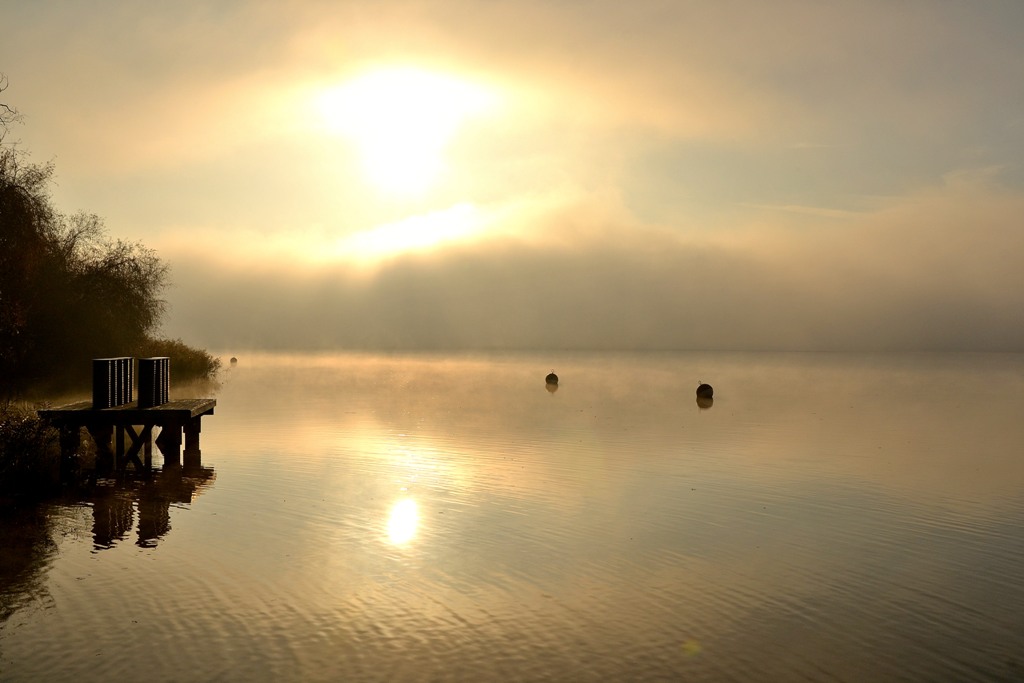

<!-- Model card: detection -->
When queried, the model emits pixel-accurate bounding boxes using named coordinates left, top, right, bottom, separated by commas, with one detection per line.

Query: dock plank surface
left=39, top=399, right=216, bottom=424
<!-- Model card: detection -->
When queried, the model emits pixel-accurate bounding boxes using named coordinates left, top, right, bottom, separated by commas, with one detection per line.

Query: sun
left=317, top=67, right=497, bottom=195
left=386, top=498, right=419, bottom=545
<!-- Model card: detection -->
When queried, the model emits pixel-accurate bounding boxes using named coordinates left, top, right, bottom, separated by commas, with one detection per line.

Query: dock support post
left=156, top=422, right=182, bottom=467
left=183, top=417, right=203, bottom=469
left=38, top=397, right=215, bottom=478
left=115, top=426, right=126, bottom=469
left=88, top=424, right=115, bottom=473
left=143, top=428, right=153, bottom=469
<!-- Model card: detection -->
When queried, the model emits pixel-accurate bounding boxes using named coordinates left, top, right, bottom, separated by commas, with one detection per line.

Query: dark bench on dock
left=38, top=357, right=216, bottom=474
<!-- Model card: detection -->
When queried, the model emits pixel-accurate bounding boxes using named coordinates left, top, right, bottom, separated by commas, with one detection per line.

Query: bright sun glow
left=386, top=498, right=419, bottom=545
left=317, top=68, right=498, bottom=195
left=333, top=203, right=481, bottom=261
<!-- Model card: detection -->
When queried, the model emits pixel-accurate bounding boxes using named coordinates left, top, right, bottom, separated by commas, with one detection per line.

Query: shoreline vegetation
left=1, top=79, right=220, bottom=506
left=0, top=402, right=62, bottom=509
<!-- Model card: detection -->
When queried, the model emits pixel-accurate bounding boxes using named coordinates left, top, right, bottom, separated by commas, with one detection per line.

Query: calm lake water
left=2, top=351, right=1024, bottom=682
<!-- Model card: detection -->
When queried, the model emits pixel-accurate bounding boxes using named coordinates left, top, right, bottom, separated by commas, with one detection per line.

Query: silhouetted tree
left=1, top=150, right=169, bottom=386
left=1, top=79, right=219, bottom=393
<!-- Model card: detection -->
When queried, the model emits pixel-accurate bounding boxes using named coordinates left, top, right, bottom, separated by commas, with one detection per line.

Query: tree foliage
left=1, top=151, right=172, bottom=387
left=1, top=77, right=219, bottom=393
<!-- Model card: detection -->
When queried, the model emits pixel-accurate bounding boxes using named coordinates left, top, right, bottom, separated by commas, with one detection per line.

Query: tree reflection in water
left=0, top=463, right=215, bottom=631
left=0, top=507, right=58, bottom=626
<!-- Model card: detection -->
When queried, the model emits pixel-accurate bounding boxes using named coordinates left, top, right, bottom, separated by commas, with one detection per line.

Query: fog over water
left=2, top=352, right=1024, bottom=682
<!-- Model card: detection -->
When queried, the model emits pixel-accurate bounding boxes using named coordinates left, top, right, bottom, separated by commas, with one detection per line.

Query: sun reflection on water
left=386, top=498, right=420, bottom=545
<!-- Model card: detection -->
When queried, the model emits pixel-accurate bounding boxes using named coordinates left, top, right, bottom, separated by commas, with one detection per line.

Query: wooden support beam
left=183, top=417, right=202, bottom=469
left=119, top=424, right=153, bottom=473
left=155, top=421, right=182, bottom=466
left=144, top=431, right=153, bottom=469
left=115, top=426, right=126, bottom=467
left=88, top=424, right=115, bottom=474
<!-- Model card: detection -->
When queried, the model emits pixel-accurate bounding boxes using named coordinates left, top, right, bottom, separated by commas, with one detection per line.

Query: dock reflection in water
left=89, top=465, right=216, bottom=550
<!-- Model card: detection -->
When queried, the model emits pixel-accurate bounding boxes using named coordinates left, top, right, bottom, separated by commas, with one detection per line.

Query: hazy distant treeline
left=0, top=133, right=218, bottom=393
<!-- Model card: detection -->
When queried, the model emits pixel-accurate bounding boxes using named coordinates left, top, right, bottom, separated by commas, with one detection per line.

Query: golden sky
left=4, top=0, right=1024, bottom=350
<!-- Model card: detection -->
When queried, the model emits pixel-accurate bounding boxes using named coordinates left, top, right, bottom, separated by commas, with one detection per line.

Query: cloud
left=159, top=171, right=1024, bottom=352
left=6, top=0, right=1023, bottom=353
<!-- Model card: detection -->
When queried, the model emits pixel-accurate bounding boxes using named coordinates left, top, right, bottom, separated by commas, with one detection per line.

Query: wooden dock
left=39, top=398, right=216, bottom=473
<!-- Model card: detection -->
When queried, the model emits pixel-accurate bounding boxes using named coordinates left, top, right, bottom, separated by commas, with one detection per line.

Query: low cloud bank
left=161, top=176, right=1024, bottom=352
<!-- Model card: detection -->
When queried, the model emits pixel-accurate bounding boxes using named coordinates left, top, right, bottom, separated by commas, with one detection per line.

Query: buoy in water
left=546, top=370, right=559, bottom=385
left=230, top=357, right=238, bottom=365
left=696, top=382, right=713, bottom=399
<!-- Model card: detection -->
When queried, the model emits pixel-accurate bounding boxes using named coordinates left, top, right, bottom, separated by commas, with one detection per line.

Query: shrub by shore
left=0, top=403, right=61, bottom=507
left=135, top=336, right=222, bottom=383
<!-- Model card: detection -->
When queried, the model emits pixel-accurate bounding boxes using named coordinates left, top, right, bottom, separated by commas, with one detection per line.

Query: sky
left=3, top=0, right=1024, bottom=352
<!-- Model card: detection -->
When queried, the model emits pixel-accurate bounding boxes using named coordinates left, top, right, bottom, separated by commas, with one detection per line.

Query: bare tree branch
left=0, top=73, right=24, bottom=143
